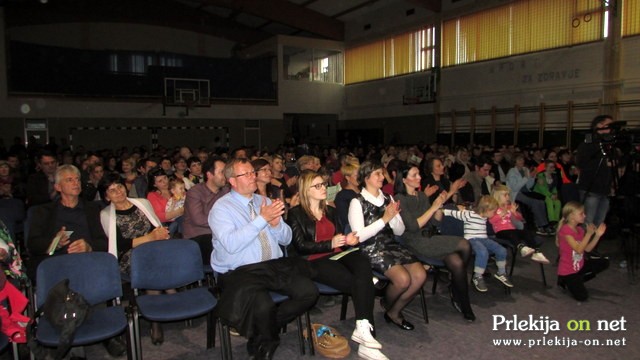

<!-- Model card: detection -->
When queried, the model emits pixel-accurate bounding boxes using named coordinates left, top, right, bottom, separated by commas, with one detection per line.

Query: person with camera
left=576, top=115, right=614, bottom=227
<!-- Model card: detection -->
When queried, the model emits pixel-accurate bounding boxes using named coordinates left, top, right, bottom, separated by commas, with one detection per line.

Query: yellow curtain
left=442, top=0, right=604, bottom=67
left=623, top=0, right=640, bottom=36
left=345, top=42, right=384, bottom=84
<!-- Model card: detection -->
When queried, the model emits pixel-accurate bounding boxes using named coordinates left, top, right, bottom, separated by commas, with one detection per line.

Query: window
left=622, top=0, right=640, bottom=36
left=345, top=25, right=436, bottom=84
left=284, top=46, right=343, bottom=84
left=442, top=0, right=603, bottom=67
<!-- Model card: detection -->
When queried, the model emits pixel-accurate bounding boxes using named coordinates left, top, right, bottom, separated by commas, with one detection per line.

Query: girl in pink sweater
left=489, top=185, right=550, bottom=264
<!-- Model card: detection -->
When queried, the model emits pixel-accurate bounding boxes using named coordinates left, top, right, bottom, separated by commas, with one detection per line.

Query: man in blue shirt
left=209, top=158, right=317, bottom=360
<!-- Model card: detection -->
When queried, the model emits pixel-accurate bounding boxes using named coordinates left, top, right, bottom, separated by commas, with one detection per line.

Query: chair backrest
left=0, top=198, right=26, bottom=238
left=130, top=239, right=204, bottom=290
left=23, top=205, right=38, bottom=246
left=36, top=252, right=122, bottom=308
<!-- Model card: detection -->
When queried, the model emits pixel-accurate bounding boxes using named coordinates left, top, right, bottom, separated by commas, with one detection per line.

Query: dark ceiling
left=4, top=0, right=441, bottom=48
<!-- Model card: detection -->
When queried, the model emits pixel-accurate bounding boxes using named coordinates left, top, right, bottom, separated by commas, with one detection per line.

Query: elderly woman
left=287, top=171, right=387, bottom=359
left=348, top=161, right=426, bottom=331
left=393, top=163, right=475, bottom=322
left=99, top=173, right=170, bottom=345
left=120, top=157, right=138, bottom=196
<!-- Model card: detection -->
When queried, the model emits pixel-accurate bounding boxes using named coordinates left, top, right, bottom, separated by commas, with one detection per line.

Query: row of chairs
left=31, top=240, right=221, bottom=360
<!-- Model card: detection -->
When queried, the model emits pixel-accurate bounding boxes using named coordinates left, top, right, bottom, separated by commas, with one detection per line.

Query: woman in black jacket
left=287, top=170, right=388, bottom=360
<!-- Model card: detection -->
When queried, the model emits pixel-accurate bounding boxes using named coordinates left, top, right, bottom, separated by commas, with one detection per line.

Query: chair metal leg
left=206, top=312, right=215, bottom=349
left=419, top=287, right=428, bottom=323
left=539, top=263, right=548, bottom=287
left=126, top=305, right=138, bottom=360
left=509, top=247, right=517, bottom=277
left=339, top=295, right=349, bottom=320
left=431, top=268, right=439, bottom=295
left=304, top=310, right=314, bottom=355
left=296, top=315, right=306, bottom=355
left=131, top=306, right=143, bottom=360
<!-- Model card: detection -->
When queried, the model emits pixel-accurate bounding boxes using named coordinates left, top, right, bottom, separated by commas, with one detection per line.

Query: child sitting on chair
left=165, top=177, right=186, bottom=237
left=489, top=185, right=550, bottom=264
left=443, top=196, right=513, bottom=292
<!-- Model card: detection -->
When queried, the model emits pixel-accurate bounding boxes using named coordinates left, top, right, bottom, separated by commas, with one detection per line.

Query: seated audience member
left=533, top=160, right=562, bottom=223
left=460, top=155, right=492, bottom=205
left=186, top=157, right=204, bottom=185
left=81, top=162, right=105, bottom=201
left=183, top=157, right=228, bottom=264
left=490, top=150, right=510, bottom=185
left=209, top=158, right=318, bottom=359
left=556, top=201, right=609, bottom=301
left=99, top=173, right=171, bottom=345
left=506, top=154, right=555, bottom=235
left=557, top=149, right=580, bottom=203
left=269, top=154, right=294, bottom=202
left=0, top=219, right=27, bottom=282
left=165, top=177, right=186, bottom=237
left=146, top=167, right=183, bottom=226
left=393, top=163, right=475, bottom=322
left=490, top=185, right=550, bottom=264
left=120, top=157, right=138, bottom=196
left=171, top=156, right=195, bottom=190
left=442, top=196, right=513, bottom=293
left=421, top=157, right=460, bottom=205
left=288, top=171, right=388, bottom=360
left=348, top=161, right=426, bottom=331
left=334, top=163, right=360, bottom=231
left=0, top=160, right=25, bottom=199
left=252, top=158, right=283, bottom=201
left=331, top=153, right=358, bottom=186
left=132, top=157, right=158, bottom=198
left=26, top=151, right=59, bottom=206
left=448, top=147, right=472, bottom=182
left=159, top=156, right=174, bottom=176
left=381, top=159, right=403, bottom=196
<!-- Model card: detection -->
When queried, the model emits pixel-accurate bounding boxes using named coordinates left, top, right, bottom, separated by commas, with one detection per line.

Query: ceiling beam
left=200, top=0, right=345, bottom=40
left=5, top=0, right=271, bottom=46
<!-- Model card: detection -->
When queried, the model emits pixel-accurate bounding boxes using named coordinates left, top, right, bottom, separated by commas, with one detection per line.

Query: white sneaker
left=351, top=319, right=382, bottom=349
left=358, top=345, right=389, bottom=360
left=519, top=245, right=535, bottom=257
left=531, top=252, right=550, bottom=264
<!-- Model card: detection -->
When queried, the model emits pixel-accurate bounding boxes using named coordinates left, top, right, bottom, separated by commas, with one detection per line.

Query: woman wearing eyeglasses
left=348, top=161, right=426, bottom=331
left=287, top=170, right=388, bottom=359
left=252, top=158, right=284, bottom=202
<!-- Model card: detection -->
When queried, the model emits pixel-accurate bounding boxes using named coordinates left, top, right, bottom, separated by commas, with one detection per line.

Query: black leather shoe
left=256, top=342, right=279, bottom=360
left=383, top=312, right=414, bottom=330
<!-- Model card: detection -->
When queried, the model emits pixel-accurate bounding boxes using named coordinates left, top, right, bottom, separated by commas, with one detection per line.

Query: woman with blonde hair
left=288, top=170, right=388, bottom=359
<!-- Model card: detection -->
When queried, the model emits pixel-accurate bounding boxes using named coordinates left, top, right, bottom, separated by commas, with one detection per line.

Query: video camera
left=585, top=121, right=639, bottom=157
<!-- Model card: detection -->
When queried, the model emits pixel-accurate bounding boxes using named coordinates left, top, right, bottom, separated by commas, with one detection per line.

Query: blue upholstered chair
left=33, top=252, right=135, bottom=359
left=129, top=239, right=220, bottom=360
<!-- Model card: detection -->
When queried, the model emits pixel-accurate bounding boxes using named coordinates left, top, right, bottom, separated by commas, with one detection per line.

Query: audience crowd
left=0, top=119, right=638, bottom=359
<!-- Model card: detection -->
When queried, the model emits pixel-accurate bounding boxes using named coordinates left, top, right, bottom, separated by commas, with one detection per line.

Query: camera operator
left=576, top=115, right=614, bottom=227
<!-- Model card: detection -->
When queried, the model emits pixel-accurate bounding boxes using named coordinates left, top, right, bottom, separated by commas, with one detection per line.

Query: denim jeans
left=469, top=237, right=507, bottom=274
left=515, top=192, right=549, bottom=229
left=580, top=190, right=609, bottom=226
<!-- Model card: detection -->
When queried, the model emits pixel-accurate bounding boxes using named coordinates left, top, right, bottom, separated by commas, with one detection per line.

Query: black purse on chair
left=30, top=278, right=90, bottom=360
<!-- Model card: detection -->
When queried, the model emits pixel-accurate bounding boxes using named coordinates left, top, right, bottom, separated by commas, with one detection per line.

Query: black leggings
left=558, top=257, right=610, bottom=301
left=311, top=251, right=375, bottom=322
left=445, top=240, right=473, bottom=313
left=496, top=229, right=542, bottom=249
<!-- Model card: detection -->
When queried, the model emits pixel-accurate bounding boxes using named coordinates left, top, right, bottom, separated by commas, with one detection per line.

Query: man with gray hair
left=27, top=164, right=107, bottom=278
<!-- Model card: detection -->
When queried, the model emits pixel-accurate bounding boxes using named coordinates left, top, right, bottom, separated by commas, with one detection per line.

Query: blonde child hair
left=492, top=184, right=510, bottom=206
left=476, top=195, right=498, bottom=217
left=168, top=177, right=185, bottom=198
left=555, top=201, right=584, bottom=246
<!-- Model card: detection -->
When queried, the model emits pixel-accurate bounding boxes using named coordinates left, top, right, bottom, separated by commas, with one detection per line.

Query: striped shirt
left=442, top=209, right=488, bottom=240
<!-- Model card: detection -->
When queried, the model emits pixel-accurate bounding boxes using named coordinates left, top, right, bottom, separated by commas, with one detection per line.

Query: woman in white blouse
left=348, top=161, right=426, bottom=331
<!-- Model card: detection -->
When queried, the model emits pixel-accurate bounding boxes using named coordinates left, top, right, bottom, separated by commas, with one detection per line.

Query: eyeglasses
left=310, top=181, right=329, bottom=190
left=234, top=170, right=256, bottom=178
